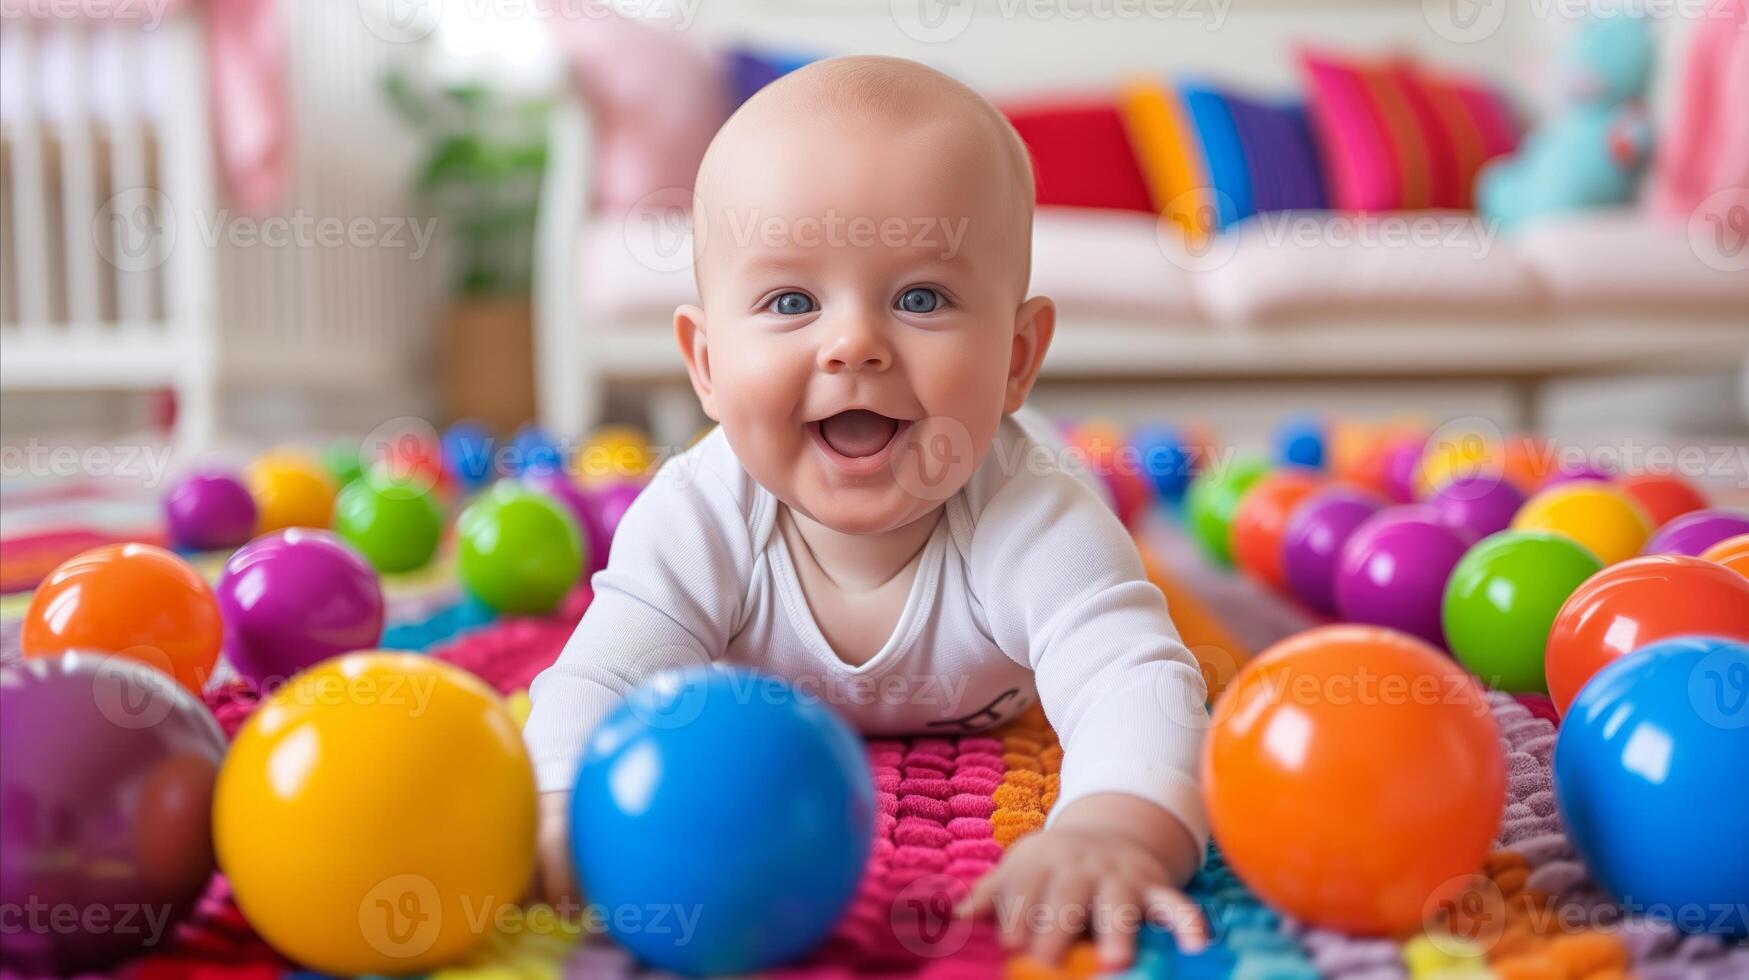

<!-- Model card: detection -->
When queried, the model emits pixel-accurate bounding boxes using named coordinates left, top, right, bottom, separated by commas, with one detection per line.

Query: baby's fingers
left=1091, top=879, right=1143, bottom=968
left=1027, top=871, right=1095, bottom=965
left=1145, top=887, right=1209, bottom=953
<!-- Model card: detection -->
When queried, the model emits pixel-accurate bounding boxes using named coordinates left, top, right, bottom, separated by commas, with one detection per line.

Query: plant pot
left=439, top=297, right=536, bottom=435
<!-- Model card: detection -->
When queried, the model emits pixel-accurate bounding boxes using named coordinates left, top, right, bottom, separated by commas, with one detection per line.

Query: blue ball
left=1273, top=415, right=1325, bottom=470
left=506, top=424, right=562, bottom=477
left=1554, top=635, right=1749, bottom=936
left=1132, top=424, right=1194, bottom=502
left=441, top=421, right=496, bottom=490
left=570, top=668, right=875, bottom=973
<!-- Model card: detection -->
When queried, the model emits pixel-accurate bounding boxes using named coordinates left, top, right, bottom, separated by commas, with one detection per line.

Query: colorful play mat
left=1, top=485, right=1745, bottom=980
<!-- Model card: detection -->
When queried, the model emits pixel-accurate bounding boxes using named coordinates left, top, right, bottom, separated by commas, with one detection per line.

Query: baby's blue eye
left=897, top=287, right=942, bottom=314
left=768, top=292, right=815, bottom=315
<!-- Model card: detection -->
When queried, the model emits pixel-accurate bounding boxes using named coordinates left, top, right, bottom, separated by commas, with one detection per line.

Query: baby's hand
left=957, top=797, right=1207, bottom=968
left=534, top=791, right=579, bottom=907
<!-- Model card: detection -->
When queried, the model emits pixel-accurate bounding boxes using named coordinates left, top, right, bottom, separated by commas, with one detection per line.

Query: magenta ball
left=1545, top=461, right=1612, bottom=486
left=595, top=481, right=643, bottom=543
left=164, top=471, right=257, bottom=551
left=1334, top=505, right=1470, bottom=648
left=1282, top=488, right=1385, bottom=615
left=1642, top=508, right=1749, bottom=557
left=523, top=471, right=608, bottom=576
left=214, top=528, right=384, bottom=688
left=1428, top=476, right=1525, bottom=543
left=1381, top=438, right=1425, bottom=503
left=1, top=653, right=226, bottom=974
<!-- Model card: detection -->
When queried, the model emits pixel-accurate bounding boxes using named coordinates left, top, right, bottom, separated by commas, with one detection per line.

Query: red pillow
left=1003, top=99, right=1156, bottom=212
left=1299, top=50, right=1520, bottom=212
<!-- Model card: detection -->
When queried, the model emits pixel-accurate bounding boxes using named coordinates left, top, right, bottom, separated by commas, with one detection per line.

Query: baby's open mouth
left=815, top=410, right=902, bottom=459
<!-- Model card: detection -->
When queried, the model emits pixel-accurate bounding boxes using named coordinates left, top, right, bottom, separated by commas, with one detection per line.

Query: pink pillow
left=544, top=6, right=731, bottom=217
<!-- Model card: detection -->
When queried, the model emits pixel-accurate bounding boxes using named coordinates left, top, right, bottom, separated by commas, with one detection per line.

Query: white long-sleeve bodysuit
left=522, top=411, right=1211, bottom=848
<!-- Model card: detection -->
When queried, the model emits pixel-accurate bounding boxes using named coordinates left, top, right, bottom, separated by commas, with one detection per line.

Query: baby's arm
left=961, top=469, right=1211, bottom=966
left=521, top=453, right=754, bottom=901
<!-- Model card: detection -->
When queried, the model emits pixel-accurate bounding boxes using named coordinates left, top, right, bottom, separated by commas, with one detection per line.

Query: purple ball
left=1381, top=438, right=1425, bottom=504
left=595, top=480, right=644, bottom=543
left=1545, top=461, right=1612, bottom=486
left=215, top=528, right=384, bottom=688
left=1282, top=488, right=1385, bottom=615
left=1, top=653, right=225, bottom=975
left=1642, top=508, right=1749, bottom=557
left=1428, top=476, right=1526, bottom=543
left=1334, top=505, right=1470, bottom=648
left=163, top=471, right=257, bottom=551
left=522, top=471, right=608, bottom=576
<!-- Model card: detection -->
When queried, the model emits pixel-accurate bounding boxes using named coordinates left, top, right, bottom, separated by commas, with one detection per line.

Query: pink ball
left=164, top=471, right=257, bottom=551
left=214, top=529, right=384, bottom=688
left=1335, top=506, right=1470, bottom=648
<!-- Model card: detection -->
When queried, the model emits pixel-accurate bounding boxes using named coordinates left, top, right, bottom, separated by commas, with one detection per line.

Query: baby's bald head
left=691, top=56, right=1036, bottom=292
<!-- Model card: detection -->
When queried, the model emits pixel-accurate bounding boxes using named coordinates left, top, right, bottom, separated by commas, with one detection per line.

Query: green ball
left=1442, top=530, right=1603, bottom=692
left=457, top=480, right=582, bottom=614
left=321, top=439, right=365, bottom=488
left=333, top=469, right=445, bottom=573
left=1184, top=456, right=1270, bottom=566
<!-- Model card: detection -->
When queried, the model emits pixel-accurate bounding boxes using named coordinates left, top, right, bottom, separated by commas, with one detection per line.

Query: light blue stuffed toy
left=1477, top=17, right=1655, bottom=229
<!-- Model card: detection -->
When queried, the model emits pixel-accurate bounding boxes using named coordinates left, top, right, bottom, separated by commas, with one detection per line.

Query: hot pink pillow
left=544, top=7, right=731, bottom=217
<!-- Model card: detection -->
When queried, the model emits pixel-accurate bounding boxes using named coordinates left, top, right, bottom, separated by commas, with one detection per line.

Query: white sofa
left=532, top=1, right=1749, bottom=441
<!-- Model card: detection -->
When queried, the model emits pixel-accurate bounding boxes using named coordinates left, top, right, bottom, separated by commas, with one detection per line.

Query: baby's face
left=680, top=113, right=1048, bottom=536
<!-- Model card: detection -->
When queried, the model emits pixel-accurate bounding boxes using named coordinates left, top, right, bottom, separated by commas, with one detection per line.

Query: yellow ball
left=247, top=451, right=338, bottom=532
left=576, top=426, right=651, bottom=485
left=1511, top=482, right=1653, bottom=566
left=214, top=653, right=537, bottom=976
left=1416, top=426, right=1506, bottom=496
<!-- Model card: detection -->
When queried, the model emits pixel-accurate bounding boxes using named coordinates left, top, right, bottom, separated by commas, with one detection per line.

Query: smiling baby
left=523, top=55, right=1212, bottom=967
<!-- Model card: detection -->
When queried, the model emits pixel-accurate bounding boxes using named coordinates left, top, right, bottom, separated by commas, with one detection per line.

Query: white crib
left=0, top=10, right=217, bottom=454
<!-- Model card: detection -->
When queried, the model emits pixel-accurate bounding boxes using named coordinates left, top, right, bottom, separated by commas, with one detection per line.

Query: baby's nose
left=818, top=322, right=892, bottom=374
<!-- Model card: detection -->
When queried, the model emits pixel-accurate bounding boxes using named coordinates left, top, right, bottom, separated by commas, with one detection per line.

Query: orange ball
left=1545, top=554, right=1749, bottom=715
left=1617, top=472, right=1708, bottom=528
left=1203, top=625, right=1504, bottom=935
left=1501, top=436, right=1552, bottom=493
left=1700, top=533, right=1749, bottom=578
left=1231, top=469, right=1323, bottom=590
left=21, top=543, right=223, bottom=694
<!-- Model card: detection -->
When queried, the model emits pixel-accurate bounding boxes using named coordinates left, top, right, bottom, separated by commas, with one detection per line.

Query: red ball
left=1231, top=469, right=1323, bottom=591
left=1545, top=554, right=1749, bottom=715
left=1617, top=472, right=1708, bottom=528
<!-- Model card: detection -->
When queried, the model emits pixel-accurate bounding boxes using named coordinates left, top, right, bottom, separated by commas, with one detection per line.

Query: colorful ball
left=1335, top=506, right=1470, bottom=648
left=0, top=653, right=226, bottom=975
left=522, top=470, right=609, bottom=576
left=1133, top=424, right=1195, bottom=501
left=1643, top=508, right=1749, bottom=557
left=1415, top=424, right=1503, bottom=496
left=1282, top=488, right=1384, bottom=615
left=1272, top=415, right=1325, bottom=470
left=333, top=469, right=445, bottom=573
left=571, top=668, right=874, bottom=973
left=1545, top=555, right=1749, bottom=715
left=164, top=470, right=257, bottom=551
left=1617, top=471, right=1707, bottom=527
left=1511, top=482, right=1652, bottom=566
left=215, top=653, right=536, bottom=975
left=1442, top=531, right=1604, bottom=693
left=320, top=439, right=365, bottom=489
left=1068, top=420, right=1150, bottom=527
left=22, top=544, right=222, bottom=694
left=579, top=425, right=653, bottom=485
left=1203, top=625, right=1504, bottom=935
left=1427, top=475, right=1525, bottom=543
left=1699, top=533, right=1749, bottom=577
left=457, top=481, right=583, bottom=614
left=1185, top=457, right=1270, bottom=566
left=215, top=529, right=384, bottom=688
left=441, top=420, right=497, bottom=491
left=1231, top=469, right=1323, bottom=591
left=1554, top=636, right=1749, bottom=936
left=505, top=423, right=563, bottom=477
left=1380, top=436, right=1426, bottom=503
left=246, top=451, right=337, bottom=532
left=594, top=480, right=644, bottom=543
left=1544, top=461, right=1612, bottom=486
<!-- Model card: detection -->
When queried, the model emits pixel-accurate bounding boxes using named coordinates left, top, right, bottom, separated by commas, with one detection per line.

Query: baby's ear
left=1004, top=296, right=1057, bottom=414
left=674, top=305, right=720, bottom=421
